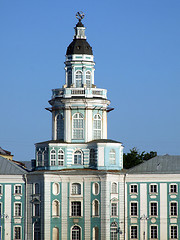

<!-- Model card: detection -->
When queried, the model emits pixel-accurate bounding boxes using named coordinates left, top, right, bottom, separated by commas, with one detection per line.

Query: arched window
left=53, top=227, right=59, bottom=240
left=75, top=71, right=83, bottom=88
left=50, top=150, right=56, bottom=166
left=93, top=227, right=99, bottom=240
left=43, top=149, right=48, bottom=166
left=93, top=183, right=99, bottom=195
left=67, top=70, right=72, bottom=87
left=34, top=222, right=41, bottom=240
left=34, top=183, right=40, bottom=195
left=93, top=114, right=102, bottom=139
left=72, top=183, right=81, bottom=195
left=58, top=149, right=64, bottom=166
left=112, top=182, right=118, bottom=194
left=109, top=149, right=116, bottom=165
left=37, top=150, right=43, bottom=166
left=90, top=149, right=96, bottom=166
left=72, top=225, right=81, bottom=240
left=73, top=113, right=84, bottom=139
left=52, top=200, right=59, bottom=216
left=53, top=183, right=60, bottom=195
left=110, top=222, right=118, bottom=240
left=57, top=114, right=64, bottom=140
left=92, top=200, right=99, bottom=216
left=74, top=150, right=83, bottom=165
left=86, top=71, right=91, bottom=88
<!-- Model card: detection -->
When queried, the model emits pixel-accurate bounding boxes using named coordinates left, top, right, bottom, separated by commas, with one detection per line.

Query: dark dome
left=66, top=39, right=93, bottom=55
left=76, top=21, right=84, bottom=27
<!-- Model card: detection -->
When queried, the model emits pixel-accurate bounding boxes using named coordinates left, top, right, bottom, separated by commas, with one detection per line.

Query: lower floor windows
left=92, top=227, right=99, bottom=240
left=110, top=222, right=118, bottom=240
left=72, top=225, right=81, bottom=240
left=14, top=226, right=21, bottom=240
left=171, top=225, right=178, bottom=239
left=151, top=225, right=158, bottom=239
left=34, top=222, right=41, bottom=240
left=111, top=203, right=118, bottom=216
left=71, top=201, right=81, bottom=217
left=131, top=225, right=138, bottom=239
left=53, top=227, right=59, bottom=240
left=150, top=202, right=157, bottom=216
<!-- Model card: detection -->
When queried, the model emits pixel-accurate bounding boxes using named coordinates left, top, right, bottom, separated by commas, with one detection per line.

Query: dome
left=66, top=38, right=93, bottom=55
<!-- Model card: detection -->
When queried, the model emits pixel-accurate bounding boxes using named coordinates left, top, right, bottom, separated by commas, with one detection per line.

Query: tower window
left=57, top=114, right=64, bottom=140
left=50, top=150, right=56, bottom=166
left=86, top=71, right=91, bottom=88
left=72, top=183, right=81, bottom=195
left=112, top=182, right=118, bottom=194
left=37, top=150, right=43, bottom=166
left=72, top=226, right=81, bottom=240
left=34, top=183, right=40, bottom=195
left=90, top=149, right=96, bottom=166
left=74, top=150, right=83, bottom=165
left=109, top=149, right=116, bottom=165
left=93, top=114, right=102, bottom=139
left=58, top=149, right=64, bottom=166
left=43, top=149, right=48, bottom=166
left=75, top=71, right=83, bottom=88
left=67, top=70, right=72, bottom=87
left=73, top=113, right=84, bottom=139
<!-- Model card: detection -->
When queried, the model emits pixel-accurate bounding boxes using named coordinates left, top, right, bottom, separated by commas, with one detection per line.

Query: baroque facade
left=0, top=14, right=180, bottom=240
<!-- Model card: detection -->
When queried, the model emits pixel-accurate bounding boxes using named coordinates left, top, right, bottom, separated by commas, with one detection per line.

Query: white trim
left=13, top=225, right=22, bottom=240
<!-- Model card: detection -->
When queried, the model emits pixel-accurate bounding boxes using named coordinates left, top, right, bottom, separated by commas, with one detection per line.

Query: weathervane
left=76, top=11, right=85, bottom=21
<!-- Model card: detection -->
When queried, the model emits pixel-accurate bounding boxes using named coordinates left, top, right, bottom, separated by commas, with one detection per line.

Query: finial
left=76, top=11, right=85, bottom=21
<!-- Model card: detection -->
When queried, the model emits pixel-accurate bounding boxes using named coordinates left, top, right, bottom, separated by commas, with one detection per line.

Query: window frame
left=75, top=70, right=83, bottom=88
left=150, top=202, right=158, bottom=217
left=130, top=202, right=138, bottom=216
left=110, top=222, right=118, bottom=240
left=34, top=183, right=40, bottom=195
left=149, top=184, right=158, bottom=194
left=52, top=200, right=60, bottom=217
left=71, top=225, right=81, bottom=240
left=111, top=202, right=118, bottom=217
left=92, top=182, right=99, bottom=195
left=109, top=149, right=116, bottom=165
left=130, top=225, right=138, bottom=239
left=170, top=202, right=178, bottom=217
left=71, top=183, right=81, bottom=195
left=0, top=185, right=2, bottom=195
left=111, top=182, right=118, bottom=194
left=93, top=114, right=102, bottom=140
left=150, top=225, right=158, bottom=239
left=14, top=185, right=22, bottom=195
left=52, top=182, right=60, bottom=195
left=86, top=71, right=91, bottom=88
left=169, top=184, right=178, bottom=194
left=92, top=199, right=99, bottom=217
left=33, top=203, right=40, bottom=217
left=130, top=184, right=138, bottom=194
left=71, top=201, right=82, bottom=217
left=72, top=113, right=84, bottom=140
left=14, top=226, right=21, bottom=240
left=74, top=150, right=83, bottom=165
left=50, top=149, right=56, bottom=166
left=58, top=149, right=64, bottom=166
left=14, top=202, right=22, bottom=217
left=170, top=225, right=178, bottom=239
left=56, top=114, right=64, bottom=140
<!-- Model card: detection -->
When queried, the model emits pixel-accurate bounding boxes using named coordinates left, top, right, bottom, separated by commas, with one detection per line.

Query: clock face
left=76, top=11, right=85, bottom=21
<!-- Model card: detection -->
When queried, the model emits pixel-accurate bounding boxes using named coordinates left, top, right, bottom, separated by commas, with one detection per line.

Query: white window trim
left=70, top=200, right=83, bottom=217
left=57, top=149, right=64, bottom=166
left=149, top=201, right=158, bottom=217
left=111, top=182, right=118, bottom=194
left=14, top=184, right=22, bottom=195
left=130, top=201, right=138, bottom=217
left=169, top=201, right=178, bottom=217
left=52, top=199, right=60, bottom=217
left=169, top=184, right=178, bottom=194
left=33, top=202, right=40, bottom=217
left=111, top=200, right=118, bottom=217
left=150, top=224, right=158, bottom=239
left=72, top=113, right=84, bottom=140
left=149, top=184, right=158, bottom=194
left=129, top=184, right=138, bottom=194
left=71, top=225, right=82, bottom=240
left=50, top=148, right=56, bottom=166
left=52, top=182, right=60, bottom=195
left=130, top=225, right=138, bottom=239
left=75, top=70, right=83, bottom=88
left=92, top=182, right=99, bottom=195
left=13, top=225, right=22, bottom=240
left=73, top=149, right=83, bottom=165
left=92, top=199, right=100, bottom=217
left=170, top=225, right=178, bottom=239
left=93, top=114, right=102, bottom=140
left=14, top=202, right=22, bottom=218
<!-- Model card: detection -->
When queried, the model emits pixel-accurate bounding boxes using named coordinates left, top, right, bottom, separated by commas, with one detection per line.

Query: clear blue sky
left=0, top=0, right=180, bottom=161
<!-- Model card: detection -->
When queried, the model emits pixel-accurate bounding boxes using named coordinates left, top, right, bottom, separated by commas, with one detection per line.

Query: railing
left=71, top=90, right=85, bottom=95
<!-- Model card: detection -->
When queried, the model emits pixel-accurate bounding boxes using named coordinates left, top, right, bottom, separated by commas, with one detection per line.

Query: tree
left=123, top=148, right=157, bottom=169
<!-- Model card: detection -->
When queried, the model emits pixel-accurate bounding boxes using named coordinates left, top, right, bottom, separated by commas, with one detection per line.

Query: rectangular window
left=71, top=201, right=81, bottom=216
left=111, top=203, right=118, bottom=216
left=151, top=225, right=158, bottom=239
left=0, top=185, right=2, bottom=195
left=170, top=184, right=177, bottom=194
left=131, top=226, right=137, bottom=239
left=15, top=185, right=22, bottom=195
left=15, top=203, right=21, bottom=217
left=150, top=184, right=158, bottom=194
left=171, top=226, right=178, bottom=239
left=130, top=185, right=138, bottom=194
left=170, top=202, right=177, bottom=216
left=130, top=202, right=138, bottom=216
left=14, top=226, right=21, bottom=239
left=0, top=202, right=2, bottom=216
left=150, top=202, right=157, bottom=216
left=34, top=204, right=40, bottom=217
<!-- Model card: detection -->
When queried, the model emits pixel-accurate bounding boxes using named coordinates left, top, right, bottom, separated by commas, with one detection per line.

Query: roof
left=0, top=147, right=12, bottom=156
left=0, top=156, right=27, bottom=175
left=66, top=39, right=93, bottom=55
left=21, top=161, right=32, bottom=171
left=127, top=155, right=180, bottom=174
left=36, top=139, right=122, bottom=145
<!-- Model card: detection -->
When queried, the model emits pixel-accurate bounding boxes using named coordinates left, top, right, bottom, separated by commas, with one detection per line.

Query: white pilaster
left=5, top=185, right=11, bottom=240
left=84, top=181, right=91, bottom=239
left=86, top=109, right=92, bottom=142
left=61, top=182, right=68, bottom=239
left=140, top=183, right=147, bottom=240
left=44, top=180, right=51, bottom=240
left=160, top=183, right=167, bottom=240
left=64, top=109, right=71, bottom=142
left=102, top=111, right=107, bottom=139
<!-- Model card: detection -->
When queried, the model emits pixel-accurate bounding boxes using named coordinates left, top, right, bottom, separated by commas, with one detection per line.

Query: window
left=15, top=185, right=22, bottom=195
left=34, top=222, right=41, bottom=240
left=93, top=114, right=102, bottom=139
left=170, top=202, right=177, bottom=216
left=0, top=185, right=2, bottom=195
left=14, top=203, right=21, bottom=217
left=150, top=202, right=157, bottom=216
left=86, top=71, right=91, bottom=88
left=170, top=184, right=178, bottom=194
left=131, top=226, right=138, bottom=239
left=71, top=202, right=81, bottom=216
left=57, top=114, right=64, bottom=140
left=34, top=203, right=40, bottom=217
left=72, top=225, right=81, bottom=240
left=130, top=202, right=138, bottom=216
left=151, top=225, right=158, bottom=239
left=130, top=184, right=138, bottom=194
left=53, top=227, right=59, bottom=240
left=37, top=150, right=43, bottom=166
left=53, top=183, right=60, bottom=195
left=93, top=227, right=99, bottom=240
left=112, top=182, right=117, bottom=194
left=171, top=226, right=178, bottom=239
left=90, top=149, right=96, bottom=166
left=14, top=226, right=21, bottom=240
left=92, top=200, right=99, bottom=216
left=75, top=70, right=83, bottom=88
left=52, top=200, right=59, bottom=216
left=50, top=150, right=56, bottom=165
left=74, top=150, right=83, bottom=165
left=93, top=183, right=99, bottom=195
left=109, top=149, right=116, bottom=165
left=72, top=183, right=81, bottom=195
left=111, top=203, right=118, bottom=216
left=58, top=149, right=64, bottom=166
left=73, top=113, right=84, bottom=139
left=43, top=149, right=48, bottom=166
left=110, top=222, right=118, bottom=240
left=0, top=202, right=2, bottom=216
left=150, top=184, right=158, bottom=194
left=67, top=70, right=72, bottom=87
left=34, top=183, right=40, bottom=195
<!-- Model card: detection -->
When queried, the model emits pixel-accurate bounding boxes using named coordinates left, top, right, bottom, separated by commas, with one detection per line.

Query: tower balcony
left=52, top=87, right=107, bottom=99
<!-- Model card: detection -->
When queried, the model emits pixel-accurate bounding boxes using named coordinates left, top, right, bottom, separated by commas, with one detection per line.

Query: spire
left=74, top=11, right=86, bottom=39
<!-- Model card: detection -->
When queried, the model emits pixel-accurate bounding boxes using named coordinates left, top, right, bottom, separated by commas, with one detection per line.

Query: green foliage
left=123, top=147, right=157, bottom=169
